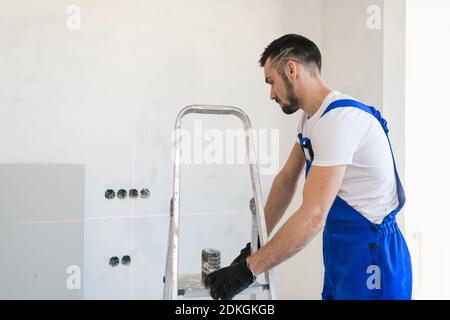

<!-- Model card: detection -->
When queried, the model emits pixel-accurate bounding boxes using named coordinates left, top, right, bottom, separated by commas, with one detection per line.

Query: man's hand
left=204, top=259, right=256, bottom=300
left=230, top=238, right=261, bottom=266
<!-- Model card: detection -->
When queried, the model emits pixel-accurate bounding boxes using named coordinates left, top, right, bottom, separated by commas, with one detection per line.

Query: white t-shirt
left=296, top=90, right=399, bottom=224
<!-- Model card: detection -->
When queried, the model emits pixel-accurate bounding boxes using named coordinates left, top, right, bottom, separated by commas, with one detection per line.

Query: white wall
left=405, top=0, right=450, bottom=299
left=322, top=0, right=383, bottom=107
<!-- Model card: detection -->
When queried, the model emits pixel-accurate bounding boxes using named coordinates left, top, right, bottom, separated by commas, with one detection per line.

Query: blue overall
left=299, top=99, right=412, bottom=300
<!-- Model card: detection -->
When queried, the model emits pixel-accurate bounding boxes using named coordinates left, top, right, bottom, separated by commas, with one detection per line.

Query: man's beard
left=279, top=74, right=300, bottom=115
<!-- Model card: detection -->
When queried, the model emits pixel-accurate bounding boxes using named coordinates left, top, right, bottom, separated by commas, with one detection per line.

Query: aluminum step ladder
left=163, top=105, right=277, bottom=300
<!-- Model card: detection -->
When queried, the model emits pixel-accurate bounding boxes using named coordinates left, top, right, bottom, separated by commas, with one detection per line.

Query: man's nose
left=270, top=88, right=276, bottom=101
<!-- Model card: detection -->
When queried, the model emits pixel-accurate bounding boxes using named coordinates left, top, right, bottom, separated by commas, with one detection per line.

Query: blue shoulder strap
left=320, top=99, right=405, bottom=212
left=321, top=99, right=389, bottom=134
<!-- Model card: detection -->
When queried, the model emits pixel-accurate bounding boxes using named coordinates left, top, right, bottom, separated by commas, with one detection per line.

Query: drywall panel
left=0, top=164, right=84, bottom=299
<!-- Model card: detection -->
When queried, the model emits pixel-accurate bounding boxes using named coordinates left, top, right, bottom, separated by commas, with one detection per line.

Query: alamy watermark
left=66, top=265, right=81, bottom=290
left=366, top=264, right=381, bottom=290
left=170, top=121, right=280, bottom=176
left=66, top=5, right=81, bottom=30
left=366, top=5, right=381, bottom=30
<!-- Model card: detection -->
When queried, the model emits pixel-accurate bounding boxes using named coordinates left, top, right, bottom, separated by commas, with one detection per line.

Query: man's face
left=264, top=59, right=300, bottom=114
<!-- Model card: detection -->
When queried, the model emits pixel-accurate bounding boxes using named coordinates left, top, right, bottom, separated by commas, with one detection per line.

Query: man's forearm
left=264, top=172, right=299, bottom=236
left=249, top=164, right=345, bottom=276
left=247, top=205, right=325, bottom=275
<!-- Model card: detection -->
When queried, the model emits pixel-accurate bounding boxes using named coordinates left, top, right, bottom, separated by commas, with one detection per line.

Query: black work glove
left=230, top=238, right=261, bottom=266
left=204, top=259, right=256, bottom=300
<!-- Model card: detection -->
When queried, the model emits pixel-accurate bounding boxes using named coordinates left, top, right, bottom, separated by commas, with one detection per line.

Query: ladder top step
left=177, top=273, right=270, bottom=298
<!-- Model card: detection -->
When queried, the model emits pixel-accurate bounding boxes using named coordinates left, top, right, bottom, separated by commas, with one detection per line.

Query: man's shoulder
left=318, top=96, right=376, bottom=129
left=312, top=104, right=374, bottom=140
left=320, top=92, right=381, bottom=119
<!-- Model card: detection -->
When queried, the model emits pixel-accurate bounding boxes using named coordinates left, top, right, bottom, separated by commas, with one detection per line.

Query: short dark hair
left=259, top=34, right=322, bottom=74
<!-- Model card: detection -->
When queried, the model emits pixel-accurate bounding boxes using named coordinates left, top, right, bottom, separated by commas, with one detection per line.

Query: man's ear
left=285, top=60, right=298, bottom=80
